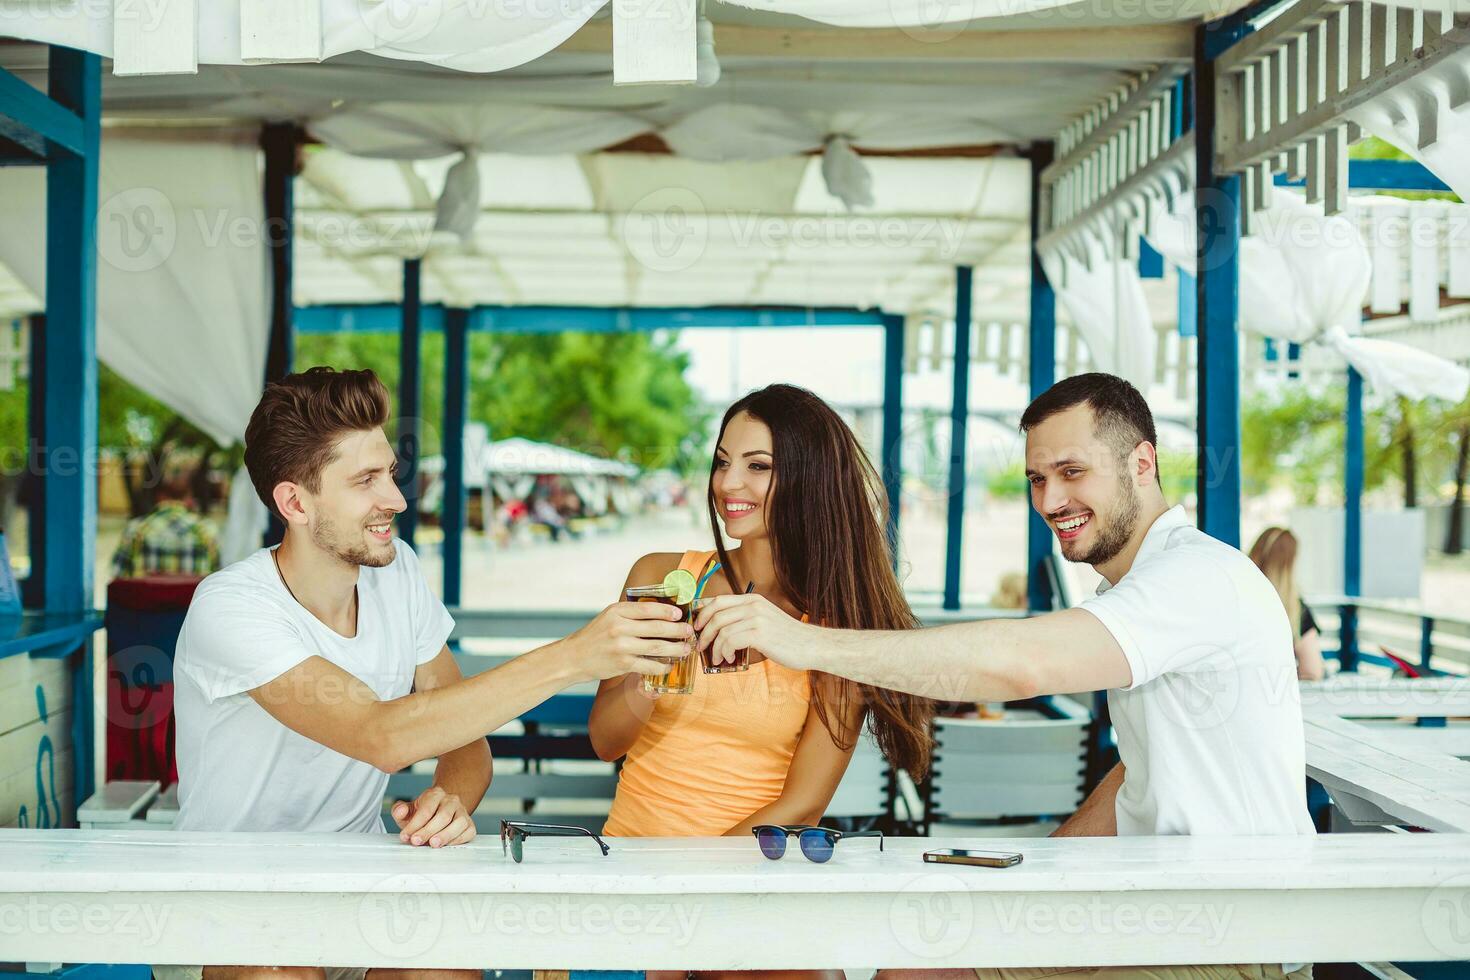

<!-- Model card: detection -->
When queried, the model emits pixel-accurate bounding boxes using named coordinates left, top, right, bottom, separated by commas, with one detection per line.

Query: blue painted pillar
left=442, top=307, right=469, bottom=605
left=45, top=47, right=101, bottom=808
left=397, top=258, right=422, bottom=548
left=261, top=123, right=297, bottom=548
left=24, top=313, right=45, bottom=610
left=943, top=267, right=973, bottom=611
left=261, top=123, right=296, bottom=385
left=1027, top=143, right=1057, bottom=613
left=1194, top=25, right=1245, bottom=549
left=1340, top=366, right=1364, bottom=671
left=880, top=312, right=904, bottom=567
left=43, top=49, right=99, bottom=615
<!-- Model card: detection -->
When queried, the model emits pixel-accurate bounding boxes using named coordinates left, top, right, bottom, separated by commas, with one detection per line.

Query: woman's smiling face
left=712, top=410, right=773, bottom=541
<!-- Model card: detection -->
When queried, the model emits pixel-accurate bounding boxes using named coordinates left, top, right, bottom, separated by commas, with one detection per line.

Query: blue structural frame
left=1275, top=159, right=1451, bottom=194
left=441, top=308, right=470, bottom=605
left=0, top=47, right=106, bottom=809
left=261, top=123, right=297, bottom=547
left=1192, top=21, right=1251, bottom=549
left=297, top=303, right=887, bottom=334
left=881, top=313, right=905, bottom=565
left=1027, top=143, right=1057, bottom=613
left=397, top=259, right=423, bottom=548
left=1340, top=366, right=1364, bottom=672
left=943, top=267, right=974, bottom=611
left=302, top=300, right=901, bottom=604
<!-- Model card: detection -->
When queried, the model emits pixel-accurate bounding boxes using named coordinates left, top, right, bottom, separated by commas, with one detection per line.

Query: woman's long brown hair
left=705, top=383, right=934, bottom=778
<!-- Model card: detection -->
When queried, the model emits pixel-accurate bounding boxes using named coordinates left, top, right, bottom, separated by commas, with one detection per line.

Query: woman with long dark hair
left=589, top=383, right=933, bottom=844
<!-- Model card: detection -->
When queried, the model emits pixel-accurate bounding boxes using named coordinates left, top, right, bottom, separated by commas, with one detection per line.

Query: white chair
left=925, top=695, right=1091, bottom=833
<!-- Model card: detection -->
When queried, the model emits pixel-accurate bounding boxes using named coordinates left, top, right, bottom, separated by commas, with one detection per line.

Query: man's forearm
left=374, top=640, right=584, bottom=772
left=431, top=737, right=493, bottom=810
left=1051, top=763, right=1122, bottom=837
left=803, top=619, right=1042, bottom=704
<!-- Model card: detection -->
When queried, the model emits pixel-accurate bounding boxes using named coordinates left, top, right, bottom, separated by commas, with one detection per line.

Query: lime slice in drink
left=662, top=568, right=698, bottom=605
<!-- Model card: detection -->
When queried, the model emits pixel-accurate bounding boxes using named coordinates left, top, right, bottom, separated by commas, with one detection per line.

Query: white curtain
left=4, top=0, right=1085, bottom=73
left=309, top=104, right=648, bottom=238
left=1038, top=232, right=1156, bottom=391
left=0, top=134, right=270, bottom=564
left=1145, top=185, right=1469, bottom=404
left=1346, top=45, right=1470, bottom=203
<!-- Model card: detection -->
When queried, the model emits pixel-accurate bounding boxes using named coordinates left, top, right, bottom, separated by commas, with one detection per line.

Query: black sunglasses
left=500, top=820, right=610, bottom=863
left=751, top=824, right=884, bottom=863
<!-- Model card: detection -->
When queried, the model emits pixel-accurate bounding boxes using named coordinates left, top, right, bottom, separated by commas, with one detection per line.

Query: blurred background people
left=1248, top=526, right=1325, bottom=682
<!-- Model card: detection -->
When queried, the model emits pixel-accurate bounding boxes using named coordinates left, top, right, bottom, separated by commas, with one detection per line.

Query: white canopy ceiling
left=292, top=146, right=1035, bottom=316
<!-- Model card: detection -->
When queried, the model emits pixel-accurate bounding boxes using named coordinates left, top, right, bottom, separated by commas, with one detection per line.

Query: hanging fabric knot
left=821, top=135, right=875, bottom=210
left=434, top=148, right=482, bottom=242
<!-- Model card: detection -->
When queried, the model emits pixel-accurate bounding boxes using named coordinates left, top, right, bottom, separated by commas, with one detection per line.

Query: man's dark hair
left=244, top=366, right=392, bottom=520
left=1020, top=373, right=1160, bottom=482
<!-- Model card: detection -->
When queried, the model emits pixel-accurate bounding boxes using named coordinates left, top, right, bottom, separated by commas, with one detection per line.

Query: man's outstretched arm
left=694, top=595, right=1132, bottom=703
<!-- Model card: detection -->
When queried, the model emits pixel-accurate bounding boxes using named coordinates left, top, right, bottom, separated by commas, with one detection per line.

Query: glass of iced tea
left=625, top=583, right=697, bottom=694
left=691, top=597, right=749, bottom=673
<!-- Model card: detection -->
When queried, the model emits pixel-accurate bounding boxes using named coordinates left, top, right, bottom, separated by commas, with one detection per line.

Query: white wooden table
left=1304, top=714, right=1470, bottom=831
left=6, top=830, right=1470, bottom=968
left=1300, top=677, right=1470, bottom=718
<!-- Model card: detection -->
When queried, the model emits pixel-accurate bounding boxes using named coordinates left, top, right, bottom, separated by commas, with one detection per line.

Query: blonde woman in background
left=1248, top=526, right=1325, bottom=681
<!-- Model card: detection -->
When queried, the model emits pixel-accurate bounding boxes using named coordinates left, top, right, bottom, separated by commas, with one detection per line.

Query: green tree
left=294, top=329, right=706, bottom=475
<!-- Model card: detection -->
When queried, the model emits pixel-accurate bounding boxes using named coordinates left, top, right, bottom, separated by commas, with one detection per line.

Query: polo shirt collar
left=1094, top=504, right=1189, bottom=594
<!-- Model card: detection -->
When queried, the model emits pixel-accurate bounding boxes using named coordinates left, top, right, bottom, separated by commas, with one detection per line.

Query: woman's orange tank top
left=602, top=550, right=812, bottom=837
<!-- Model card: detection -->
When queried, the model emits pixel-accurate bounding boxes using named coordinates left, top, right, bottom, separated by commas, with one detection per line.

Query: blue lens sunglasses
left=752, top=824, right=884, bottom=863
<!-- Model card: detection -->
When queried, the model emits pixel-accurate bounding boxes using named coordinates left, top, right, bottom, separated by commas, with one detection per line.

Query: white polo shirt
left=172, top=540, right=453, bottom=834
left=1079, top=505, right=1315, bottom=837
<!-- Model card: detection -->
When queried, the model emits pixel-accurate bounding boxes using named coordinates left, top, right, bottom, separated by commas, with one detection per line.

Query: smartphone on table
left=923, top=848, right=1023, bottom=868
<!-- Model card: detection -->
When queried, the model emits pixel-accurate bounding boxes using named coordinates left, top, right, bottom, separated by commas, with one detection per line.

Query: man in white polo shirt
left=696, top=373, right=1313, bottom=979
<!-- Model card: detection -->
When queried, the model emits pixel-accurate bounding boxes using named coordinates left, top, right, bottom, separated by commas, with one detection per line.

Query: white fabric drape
left=1346, top=45, right=1470, bottom=203
left=1038, top=233, right=1156, bottom=391
left=1144, top=185, right=1469, bottom=404
left=309, top=104, right=648, bottom=239
left=1325, top=324, right=1470, bottom=402
left=3, top=0, right=1085, bottom=74
left=0, top=134, right=270, bottom=563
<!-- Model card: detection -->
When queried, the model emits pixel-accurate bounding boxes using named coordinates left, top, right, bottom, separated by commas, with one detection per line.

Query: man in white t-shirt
left=165, top=367, right=685, bottom=980
left=696, top=373, right=1314, bottom=980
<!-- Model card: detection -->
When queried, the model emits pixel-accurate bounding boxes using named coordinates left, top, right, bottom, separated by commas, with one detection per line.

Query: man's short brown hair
left=244, top=367, right=392, bottom=520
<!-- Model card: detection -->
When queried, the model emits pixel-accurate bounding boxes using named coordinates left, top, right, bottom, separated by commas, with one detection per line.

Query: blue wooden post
left=261, top=123, right=297, bottom=548
left=1027, top=143, right=1057, bottom=613
left=442, top=307, right=469, bottom=605
left=1421, top=616, right=1436, bottom=673
left=943, top=267, right=973, bottom=611
left=1340, top=366, right=1364, bottom=672
left=261, top=123, right=296, bottom=384
left=1194, top=24, right=1245, bottom=549
left=881, top=312, right=904, bottom=567
left=44, top=46, right=101, bottom=806
left=397, top=258, right=422, bottom=549
left=24, top=313, right=45, bottom=610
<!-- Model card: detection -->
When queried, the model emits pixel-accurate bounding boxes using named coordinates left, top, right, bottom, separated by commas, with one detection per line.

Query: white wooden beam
left=567, top=21, right=1191, bottom=64
left=240, top=0, right=324, bottom=64
left=613, top=0, right=696, bottom=86
left=112, top=0, right=197, bottom=76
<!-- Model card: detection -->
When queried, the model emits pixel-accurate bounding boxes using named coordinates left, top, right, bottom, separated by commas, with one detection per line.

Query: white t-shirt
left=1079, top=506, right=1315, bottom=837
left=172, top=540, right=454, bottom=834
